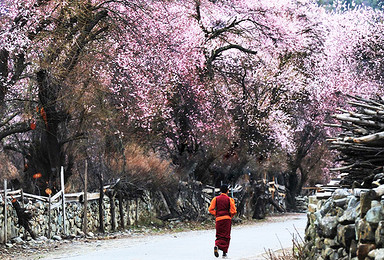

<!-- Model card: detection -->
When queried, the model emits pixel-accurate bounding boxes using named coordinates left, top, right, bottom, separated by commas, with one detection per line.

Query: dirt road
left=39, top=213, right=307, bottom=260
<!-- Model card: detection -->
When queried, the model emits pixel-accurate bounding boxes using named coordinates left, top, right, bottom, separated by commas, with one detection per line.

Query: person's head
left=220, top=184, right=229, bottom=194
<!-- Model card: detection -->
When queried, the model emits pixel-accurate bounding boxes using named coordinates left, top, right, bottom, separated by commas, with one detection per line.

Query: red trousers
left=215, top=219, right=231, bottom=253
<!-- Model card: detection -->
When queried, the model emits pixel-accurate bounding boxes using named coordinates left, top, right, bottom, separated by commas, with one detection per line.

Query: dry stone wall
left=305, top=188, right=384, bottom=260
left=0, top=193, right=154, bottom=243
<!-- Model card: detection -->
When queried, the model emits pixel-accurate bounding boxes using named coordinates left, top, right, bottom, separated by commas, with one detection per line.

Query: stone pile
left=304, top=184, right=384, bottom=260
left=295, top=196, right=308, bottom=212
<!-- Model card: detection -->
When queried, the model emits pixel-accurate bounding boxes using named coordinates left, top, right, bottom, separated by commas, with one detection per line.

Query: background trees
left=0, top=0, right=383, bottom=212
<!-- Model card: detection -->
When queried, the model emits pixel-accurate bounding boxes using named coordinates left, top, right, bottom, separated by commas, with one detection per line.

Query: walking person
left=209, top=184, right=237, bottom=258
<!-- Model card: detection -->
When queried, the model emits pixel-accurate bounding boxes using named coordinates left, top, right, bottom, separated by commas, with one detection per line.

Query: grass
left=264, top=226, right=305, bottom=260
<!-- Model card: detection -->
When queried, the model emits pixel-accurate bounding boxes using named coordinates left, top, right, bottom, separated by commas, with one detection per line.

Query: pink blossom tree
left=0, top=0, right=383, bottom=206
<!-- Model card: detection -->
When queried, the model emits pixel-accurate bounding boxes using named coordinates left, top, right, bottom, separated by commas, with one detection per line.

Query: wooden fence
left=1, top=166, right=104, bottom=244
left=1, top=171, right=284, bottom=244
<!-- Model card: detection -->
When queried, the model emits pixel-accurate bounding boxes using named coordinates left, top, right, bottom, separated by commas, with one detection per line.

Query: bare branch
left=62, top=10, right=108, bottom=74
left=59, top=133, right=87, bottom=146
left=206, top=44, right=257, bottom=77
left=0, top=122, right=30, bottom=141
left=0, top=112, right=20, bottom=128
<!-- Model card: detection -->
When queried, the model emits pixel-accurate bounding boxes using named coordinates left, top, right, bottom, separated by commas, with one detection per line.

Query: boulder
left=52, top=235, right=62, bottom=241
left=320, top=198, right=333, bottom=216
left=11, top=236, right=24, bottom=244
left=309, top=195, right=318, bottom=205
left=308, top=203, right=317, bottom=213
left=350, top=239, right=358, bottom=257
left=322, top=247, right=335, bottom=259
left=361, top=192, right=374, bottom=218
left=314, top=211, right=322, bottom=225
left=375, top=248, right=384, bottom=260
left=375, top=221, right=384, bottom=247
left=348, top=196, right=360, bottom=208
left=37, top=236, right=48, bottom=241
left=358, top=220, right=376, bottom=242
left=372, top=200, right=381, bottom=208
left=357, top=243, right=375, bottom=260
left=374, top=173, right=384, bottom=181
left=366, top=206, right=384, bottom=224
left=338, top=247, right=347, bottom=258
left=320, top=216, right=339, bottom=238
left=332, top=189, right=351, bottom=200
left=339, top=206, right=359, bottom=224
left=324, top=237, right=339, bottom=248
left=315, top=237, right=323, bottom=249
left=334, top=198, right=348, bottom=208
left=368, top=249, right=377, bottom=258
left=337, top=224, right=356, bottom=248
left=305, top=223, right=317, bottom=241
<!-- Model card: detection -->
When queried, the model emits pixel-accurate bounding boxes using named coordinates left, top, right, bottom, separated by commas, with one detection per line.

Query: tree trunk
left=286, top=171, right=298, bottom=210
left=252, top=195, right=266, bottom=219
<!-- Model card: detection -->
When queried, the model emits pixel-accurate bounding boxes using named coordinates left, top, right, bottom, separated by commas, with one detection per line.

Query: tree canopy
left=0, top=0, right=383, bottom=206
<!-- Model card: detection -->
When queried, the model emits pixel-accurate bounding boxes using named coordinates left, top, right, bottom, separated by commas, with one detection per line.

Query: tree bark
left=286, top=171, right=298, bottom=210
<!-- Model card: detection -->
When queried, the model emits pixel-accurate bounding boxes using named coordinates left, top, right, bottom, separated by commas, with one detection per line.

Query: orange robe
left=209, top=193, right=237, bottom=253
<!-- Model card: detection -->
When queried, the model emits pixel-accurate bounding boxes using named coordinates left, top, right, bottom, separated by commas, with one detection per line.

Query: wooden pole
left=60, top=166, right=66, bottom=236
left=48, top=193, right=51, bottom=239
left=21, top=188, right=25, bottom=239
left=135, top=197, right=138, bottom=225
left=126, top=200, right=131, bottom=226
left=118, top=191, right=124, bottom=230
left=110, top=193, right=116, bottom=231
left=21, top=189, right=24, bottom=208
left=4, top=180, right=7, bottom=244
left=83, top=161, right=88, bottom=235
left=159, top=191, right=171, bottom=215
left=98, top=172, right=104, bottom=233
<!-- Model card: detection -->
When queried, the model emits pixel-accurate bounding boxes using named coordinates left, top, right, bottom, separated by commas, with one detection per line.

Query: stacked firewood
left=326, top=95, right=384, bottom=188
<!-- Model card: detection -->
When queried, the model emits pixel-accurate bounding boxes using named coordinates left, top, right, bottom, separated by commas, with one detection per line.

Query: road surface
left=40, top=213, right=307, bottom=260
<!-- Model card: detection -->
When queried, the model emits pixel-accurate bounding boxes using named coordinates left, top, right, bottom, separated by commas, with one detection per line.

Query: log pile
left=326, top=95, right=384, bottom=188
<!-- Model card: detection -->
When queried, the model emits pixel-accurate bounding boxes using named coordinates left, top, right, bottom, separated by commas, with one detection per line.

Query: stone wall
left=0, top=192, right=155, bottom=243
left=305, top=188, right=384, bottom=260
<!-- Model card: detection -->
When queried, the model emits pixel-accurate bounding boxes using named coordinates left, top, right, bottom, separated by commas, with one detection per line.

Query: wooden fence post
left=21, top=188, right=25, bottom=238
left=48, top=193, right=51, bottom=239
left=4, top=179, right=7, bottom=244
left=126, top=200, right=131, bottom=226
left=60, top=166, right=66, bottom=236
left=118, top=191, right=124, bottom=229
left=98, top=172, right=104, bottom=233
left=110, top=193, right=116, bottom=231
left=83, top=161, right=88, bottom=235
left=135, top=197, right=138, bottom=224
left=21, top=189, right=24, bottom=208
left=159, top=191, right=171, bottom=216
